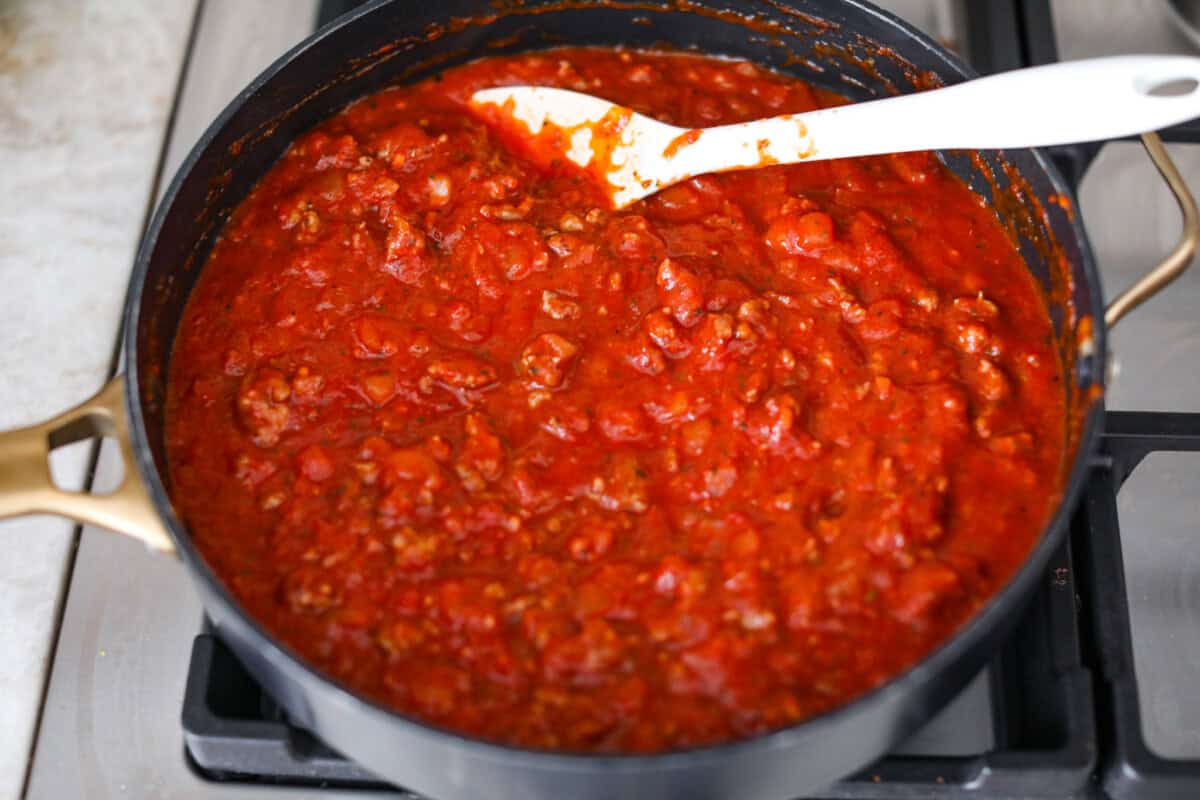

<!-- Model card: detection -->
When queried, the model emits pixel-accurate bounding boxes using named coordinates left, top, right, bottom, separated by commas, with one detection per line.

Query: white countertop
left=0, top=2, right=195, bottom=797
left=0, top=1, right=326, bottom=798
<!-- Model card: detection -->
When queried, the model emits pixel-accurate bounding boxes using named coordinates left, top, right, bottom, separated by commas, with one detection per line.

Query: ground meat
left=166, top=48, right=1066, bottom=754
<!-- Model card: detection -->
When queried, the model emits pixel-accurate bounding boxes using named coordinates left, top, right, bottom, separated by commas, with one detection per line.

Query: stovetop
left=23, top=1, right=1200, bottom=798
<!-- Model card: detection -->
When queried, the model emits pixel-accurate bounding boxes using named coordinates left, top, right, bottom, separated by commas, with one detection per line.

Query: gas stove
left=23, top=1, right=1200, bottom=798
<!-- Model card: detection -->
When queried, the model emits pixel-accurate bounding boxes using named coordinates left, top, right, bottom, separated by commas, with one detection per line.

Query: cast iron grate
left=1078, top=412, right=1200, bottom=800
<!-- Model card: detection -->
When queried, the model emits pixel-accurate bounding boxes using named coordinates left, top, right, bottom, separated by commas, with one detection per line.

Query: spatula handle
left=692, top=55, right=1200, bottom=170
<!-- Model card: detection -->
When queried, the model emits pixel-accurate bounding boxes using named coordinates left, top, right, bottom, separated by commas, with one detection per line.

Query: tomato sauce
left=166, top=49, right=1065, bottom=752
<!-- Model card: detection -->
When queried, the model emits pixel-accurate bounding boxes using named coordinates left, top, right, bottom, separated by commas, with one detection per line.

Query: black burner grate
left=1078, top=413, right=1200, bottom=800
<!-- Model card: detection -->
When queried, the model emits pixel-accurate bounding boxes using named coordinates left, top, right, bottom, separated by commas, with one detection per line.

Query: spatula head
left=470, top=86, right=675, bottom=208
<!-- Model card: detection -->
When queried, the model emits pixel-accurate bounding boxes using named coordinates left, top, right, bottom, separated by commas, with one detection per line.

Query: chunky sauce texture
left=166, top=49, right=1065, bottom=752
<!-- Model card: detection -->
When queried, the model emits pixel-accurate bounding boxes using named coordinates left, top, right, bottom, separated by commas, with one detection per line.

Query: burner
left=1077, top=413, right=1200, bottom=800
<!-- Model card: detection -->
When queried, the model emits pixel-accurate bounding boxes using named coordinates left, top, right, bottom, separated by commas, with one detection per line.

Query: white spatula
left=470, top=55, right=1200, bottom=209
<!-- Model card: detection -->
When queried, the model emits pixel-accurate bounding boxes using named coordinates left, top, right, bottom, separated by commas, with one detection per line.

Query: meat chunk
left=542, top=618, right=626, bottom=686
left=643, top=308, right=691, bottom=358
left=296, top=444, right=334, bottom=482
left=374, top=445, right=447, bottom=519
left=383, top=216, right=431, bottom=285
left=656, top=258, right=705, bottom=326
left=607, top=215, right=666, bottom=264
left=596, top=401, right=652, bottom=443
left=390, top=527, right=441, bottom=571
left=283, top=565, right=339, bottom=614
left=236, top=368, right=291, bottom=448
left=588, top=453, right=649, bottom=513
left=369, top=122, right=437, bottom=169
left=350, top=315, right=409, bottom=359
left=765, top=211, right=834, bottom=256
left=541, top=290, right=581, bottom=321
left=427, top=357, right=498, bottom=390
left=360, top=371, right=397, bottom=407
left=456, top=414, right=505, bottom=492
left=964, top=357, right=1010, bottom=402
left=741, top=394, right=820, bottom=459
left=380, top=446, right=445, bottom=491
left=518, top=333, right=579, bottom=389
left=472, top=221, right=550, bottom=282
left=782, top=570, right=826, bottom=631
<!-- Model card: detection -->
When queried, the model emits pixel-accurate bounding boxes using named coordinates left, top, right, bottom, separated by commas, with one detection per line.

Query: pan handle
left=1105, top=132, right=1200, bottom=328
left=0, top=376, right=174, bottom=554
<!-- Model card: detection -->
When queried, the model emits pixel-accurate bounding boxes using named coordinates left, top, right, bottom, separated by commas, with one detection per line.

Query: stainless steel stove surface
left=21, top=1, right=1200, bottom=798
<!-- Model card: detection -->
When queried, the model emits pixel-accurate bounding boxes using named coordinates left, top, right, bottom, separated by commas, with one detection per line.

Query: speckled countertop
left=0, top=2, right=194, bottom=797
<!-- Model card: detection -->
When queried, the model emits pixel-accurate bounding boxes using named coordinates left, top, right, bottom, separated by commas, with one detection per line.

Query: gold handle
left=1104, top=132, right=1200, bottom=328
left=0, top=376, right=174, bottom=554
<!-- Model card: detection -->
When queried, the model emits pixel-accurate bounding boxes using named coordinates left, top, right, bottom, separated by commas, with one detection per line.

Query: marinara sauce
left=166, top=49, right=1065, bottom=752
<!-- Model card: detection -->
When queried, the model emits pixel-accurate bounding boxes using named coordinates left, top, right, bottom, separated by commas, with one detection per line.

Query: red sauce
left=166, top=49, right=1065, bottom=752
left=663, top=128, right=703, bottom=159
